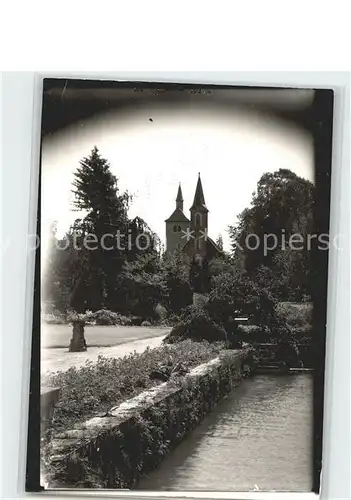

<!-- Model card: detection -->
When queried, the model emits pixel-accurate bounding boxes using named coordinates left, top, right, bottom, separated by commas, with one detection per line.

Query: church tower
left=190, top=173, right=209, bottom=258
left=165, top=183, right=190, bottom=253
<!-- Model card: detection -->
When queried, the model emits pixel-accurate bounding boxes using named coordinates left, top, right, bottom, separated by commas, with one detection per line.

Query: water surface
left=138, top=373, right=313, bottom=492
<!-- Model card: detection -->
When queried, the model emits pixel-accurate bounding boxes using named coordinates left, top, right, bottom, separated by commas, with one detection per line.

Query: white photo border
left=1, top=71, right=350, bottom=500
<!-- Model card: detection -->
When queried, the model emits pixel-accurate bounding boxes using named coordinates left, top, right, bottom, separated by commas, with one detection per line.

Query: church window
left=173, top=225, right=177, bottom=232
left=195, top=213, right=202, bottom=227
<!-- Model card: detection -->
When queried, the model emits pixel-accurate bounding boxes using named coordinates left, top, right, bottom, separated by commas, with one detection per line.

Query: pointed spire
left=176, top=183, right=183, bottom=202
left=176, top=183, right=184, bottom=210
left=191, top=172, right=207, bottom=210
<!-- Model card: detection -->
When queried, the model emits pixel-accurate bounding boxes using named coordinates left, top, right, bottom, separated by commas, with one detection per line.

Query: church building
left=165, top=174, right=222, bottom=261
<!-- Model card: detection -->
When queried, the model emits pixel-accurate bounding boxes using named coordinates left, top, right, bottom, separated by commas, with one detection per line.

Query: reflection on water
left=137, top=374, right=313, bottom=492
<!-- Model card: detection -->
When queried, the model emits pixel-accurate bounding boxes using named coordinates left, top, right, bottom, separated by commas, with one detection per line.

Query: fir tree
left=72, top=146, right=130, bottom=236
left=70, top=147, right=130, bottom=311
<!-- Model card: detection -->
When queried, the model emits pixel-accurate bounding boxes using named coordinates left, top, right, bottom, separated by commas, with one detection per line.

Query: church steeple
left=165, top=182, right=190, bottom=253
left=165, top=175, right=221, bottom=260
left=176, top=183, right=183, bottom=210
left=190, top=172, right=208, bottom=212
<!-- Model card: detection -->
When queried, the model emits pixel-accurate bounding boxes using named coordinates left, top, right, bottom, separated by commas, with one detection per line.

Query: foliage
left=290, top=326, right=313, bottom=344
left=154, top=303, right=168, bottom=322
left=118, top=253, right=167, bottom=319
left=44, top=157, right=315, bottom=344
left=161, top=251, right=193, bottom=313
left=229, top=169, right=315, bottom=301
left=275, top=301, right=313, bottom=344
left=164, top=305, right=229, bottom=344
left=141, top=320, right=152, bottom=327
left=276, top=301, right=313, bottom=328
left=43, top=340, right=223, bottom=433
left=69, top=147, right=132, bottom=312
left=66, top=309, right=95, bottom=325
left=43, top=147, right=161, bottom=315
left=207, top=267, right=276, bottom=328
left=42, top=313, right=66, bottom=325
left=90, top=309, right=132, bottom=326
left=116, top=250, right=193, bottom=319
left=189, top=257, right=211, bottom=293
left=42, top=304, right=67, bottom=324
left=208, top=254, right=241, bottom=277
left=42, top=224, right=79, bottom=312
left=44, top=349, right=250, bottom=489
left=236, top=324, right=271, bottom=343
left=215, top=234, right=224, bottom=251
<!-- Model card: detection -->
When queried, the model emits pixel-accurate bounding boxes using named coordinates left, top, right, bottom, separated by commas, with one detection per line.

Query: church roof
left=165, top=208, right=190, bottom=223
left=190, top=173, right=208, bottom=212
left=176, top=184, right=183, bottom=202
left=207, top=236, right=223, bottom=253
left=181, top=235, right=223, bottom=255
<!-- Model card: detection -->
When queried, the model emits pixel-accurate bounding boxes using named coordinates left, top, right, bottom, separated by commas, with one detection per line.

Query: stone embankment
left=44, top=348, right=253, bottom=489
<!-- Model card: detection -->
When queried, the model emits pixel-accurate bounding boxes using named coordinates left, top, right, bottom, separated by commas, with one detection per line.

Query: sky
left=41, top=95, right=314, bottom=256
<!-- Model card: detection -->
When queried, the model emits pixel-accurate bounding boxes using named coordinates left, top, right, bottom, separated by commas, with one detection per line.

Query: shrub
left=291, top=326, right=313, bottom=343
left=42, top=312, right=66, bottom=325
left=90, top=309, right=132, bottom=326
left=276, top=301, right=313, bottom=328
left=154, top=303, right=168, bottom=321
left=118, top=315, right=133, bottom=326
left=67, top=310, right=94, bottom=323
left=164, top=305, right=228, bottom=344
left=208, top=270, right=276, bottom=326
left=43, top=340, right=223, bottom=433
left=141, top=320, right=152, bottom=327
left=159, top=251, right=193, bottom=313
left=130, top=316, right=143, bottom=326
left=237, top=324, right=271, bottom=343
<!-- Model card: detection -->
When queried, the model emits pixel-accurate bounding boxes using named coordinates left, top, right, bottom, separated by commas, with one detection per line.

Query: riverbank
left=43, top=347, right=253, bottom=488
left=138, top=372, right=313, bottom=492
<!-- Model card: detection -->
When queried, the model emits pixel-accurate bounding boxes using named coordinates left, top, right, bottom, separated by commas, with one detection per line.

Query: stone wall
left=41, top=387, right=61, bottom=433
left=44, top=348, right=253, bottom=489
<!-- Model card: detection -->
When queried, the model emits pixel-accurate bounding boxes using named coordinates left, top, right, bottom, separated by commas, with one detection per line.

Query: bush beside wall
left=44, top=349, right=253, bottom=489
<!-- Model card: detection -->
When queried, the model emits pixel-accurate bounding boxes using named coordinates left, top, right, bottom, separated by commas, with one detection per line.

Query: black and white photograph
left=29, top=79, right=334, bottom=492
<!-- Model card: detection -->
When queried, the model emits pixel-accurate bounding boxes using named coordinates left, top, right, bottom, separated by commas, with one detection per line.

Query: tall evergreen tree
left=72, top=146, right=130, bottom=235
left=70, top=146, right=130, bottom=311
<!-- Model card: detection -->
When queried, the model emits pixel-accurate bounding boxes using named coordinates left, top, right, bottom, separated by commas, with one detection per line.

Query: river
left=137, top=373, right=313, bottom=492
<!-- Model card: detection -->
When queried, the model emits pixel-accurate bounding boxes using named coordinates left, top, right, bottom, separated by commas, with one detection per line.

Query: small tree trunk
left=69, top=320, right=87, bottom=352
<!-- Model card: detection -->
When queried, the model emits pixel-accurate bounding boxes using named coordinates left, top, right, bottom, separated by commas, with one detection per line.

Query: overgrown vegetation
left=164, top=305, right=229, bottom=344
left=43, top=340, right=224, bottom=433
left=276, top=301, right=313, bottom=328
left=229, top=169, right=314, bottom=302
left=41, top=146, right=316, bottom=487
left=44, top=349, right=251, bottom=489
left=42, top=150, right=314, bottom=362
left=89, top=309, right=132, bottom=326
left=43, top=151, right=313, bottom=324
